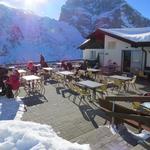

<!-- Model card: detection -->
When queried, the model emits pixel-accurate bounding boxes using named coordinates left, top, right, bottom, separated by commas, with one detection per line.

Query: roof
left=79, top=39, right=104, bottom=49
left=99, top=27, right=150, bottom=43
left=79, top=27, right=150, bottom=49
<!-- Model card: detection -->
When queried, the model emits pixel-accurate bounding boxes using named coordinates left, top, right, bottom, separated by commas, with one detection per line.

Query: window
left=108, top=41, right=116, bottom=49
left=90, top=51, right=96, bottom=60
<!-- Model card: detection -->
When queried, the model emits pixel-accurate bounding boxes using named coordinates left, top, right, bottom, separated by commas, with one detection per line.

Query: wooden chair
left=132, top=102, right=150, bottom=115
left=132, top=102, right=141, bottom=110
left=36, top=76, right=46, bottom=95
left=96, top=84, right=108, bottom=99
left=112, top=79, right=124, bottom=94
left=86, top=71, right=94, bottom=80
left=127, top=75, right=137, bottom=90
left=67, top=80, right=91, bottom=103
left=103, top=76, right=114, bottom=85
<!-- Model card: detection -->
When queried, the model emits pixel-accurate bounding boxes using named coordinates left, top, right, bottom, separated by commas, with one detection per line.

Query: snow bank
left=0, top=121, right=90, bottom=150
left=128, top=128, right=150, bottom=140
left=0, top=97, right=24, bottom=120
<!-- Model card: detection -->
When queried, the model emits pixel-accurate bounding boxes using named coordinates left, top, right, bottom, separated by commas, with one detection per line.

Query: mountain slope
left=59, top=0, right=150, bottom=36
left=0, top=4, right=83, bottom=64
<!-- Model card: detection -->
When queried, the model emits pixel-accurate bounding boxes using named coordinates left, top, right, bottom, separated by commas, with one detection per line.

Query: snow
left=100, top=27, right=150, bottom=42
left=129, top=129, right=150, bottom=140
left=0, top=4, right=83, bottom=64
left=110, top=124, right=150, bottom=141
left=0, top=96, right=90, bottom=150
left=0, top=97, right=25, bottom=120
left=0, top=120, right=90, bottom=150
left=120, top=9, right=134, bottom=28
left=0, top=95, right=90, bottom=150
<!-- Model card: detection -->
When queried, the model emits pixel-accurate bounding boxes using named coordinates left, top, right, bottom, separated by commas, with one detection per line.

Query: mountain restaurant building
left=79, top=27, right=150, bottom=75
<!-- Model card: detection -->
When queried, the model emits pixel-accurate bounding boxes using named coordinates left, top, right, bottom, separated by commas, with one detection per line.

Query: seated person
left=61, top=61, right=67, bottom=70
left=80, top=60, right=88, bottom=70
left=5, top=69, right=20, bottom=91
left=27, top=61, right=37, bottom=74
left=66, top=62, right=73, bottom=70
left=41, top=60, right=48, bottom=68
left=93, top=62, right=99, bottom=69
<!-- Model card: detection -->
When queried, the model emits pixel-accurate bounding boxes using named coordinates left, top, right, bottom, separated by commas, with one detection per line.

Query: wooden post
left=112, top=101, right=115, bottom=126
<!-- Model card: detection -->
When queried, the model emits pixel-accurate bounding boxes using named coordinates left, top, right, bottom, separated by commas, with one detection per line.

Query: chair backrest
left=132, top=102, right=140, bottom=110
left=131, top=75, right=137, bottom=83
left=87, top=71, right=94, bottom=79
left=102, top=77, right=108, bottom=84
left=100, top=84, right=107, bottom=92
left=114, top=79, right=122, bottom=87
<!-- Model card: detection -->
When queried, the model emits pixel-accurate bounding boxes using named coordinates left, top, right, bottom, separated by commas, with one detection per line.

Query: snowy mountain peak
left=0, top=4, right=83, bottom=64
left=60, top=0, right=150, bottom=37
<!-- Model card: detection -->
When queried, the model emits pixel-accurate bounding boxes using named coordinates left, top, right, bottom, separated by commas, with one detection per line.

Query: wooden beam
left=99, top=100, right=150, bottom=116
left=105, top=96, right=150, bottom=102
left=105, top=112, right=150, bottom=126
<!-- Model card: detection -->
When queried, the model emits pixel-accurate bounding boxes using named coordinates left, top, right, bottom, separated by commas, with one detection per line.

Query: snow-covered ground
left=0, top=120, right=90, bottom=150
left=0, top=96, right=24, bottom=120
left=0, top=97, right=90, bottom=150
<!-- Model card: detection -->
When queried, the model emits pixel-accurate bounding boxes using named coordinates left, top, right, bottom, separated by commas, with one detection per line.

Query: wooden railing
left=1, top=59, right=83, bottom=67
left=99, top=96, right=150, bottom=132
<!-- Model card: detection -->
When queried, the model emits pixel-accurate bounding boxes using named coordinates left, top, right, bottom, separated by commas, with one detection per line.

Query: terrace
left=1, top=61, right=149, bottom=150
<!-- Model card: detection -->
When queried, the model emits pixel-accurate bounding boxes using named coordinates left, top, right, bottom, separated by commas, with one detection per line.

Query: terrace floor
left=19, top=78, right=150, bottom=150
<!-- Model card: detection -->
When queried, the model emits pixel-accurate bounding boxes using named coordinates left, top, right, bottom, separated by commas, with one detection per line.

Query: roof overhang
left=88, top=28, right=150, bottom=47
left=79, top=39, right=104, bottom=50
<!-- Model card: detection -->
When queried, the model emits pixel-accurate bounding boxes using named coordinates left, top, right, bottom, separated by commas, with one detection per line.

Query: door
left=122, top=50, right=143, bottom=73
left=98, top=52, right=104, bottom=66
left=122, top=51, right=131, bottom=72
left=130, top=51, right=143, bottom=73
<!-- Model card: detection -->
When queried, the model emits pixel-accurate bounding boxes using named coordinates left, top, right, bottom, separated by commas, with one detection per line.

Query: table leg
left=90, top=89, right=96, bottom=102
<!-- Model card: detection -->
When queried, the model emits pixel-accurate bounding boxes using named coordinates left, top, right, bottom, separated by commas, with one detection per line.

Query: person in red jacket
left=6, top=69, right=20, bottom=90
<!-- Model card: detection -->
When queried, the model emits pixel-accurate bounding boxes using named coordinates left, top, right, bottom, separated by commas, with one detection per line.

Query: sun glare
left=24, top=0, right=48, bottom=10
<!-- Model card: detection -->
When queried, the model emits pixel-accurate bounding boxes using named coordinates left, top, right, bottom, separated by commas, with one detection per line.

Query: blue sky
left=0, top=0, right=150, bottom=19
left=127, top=0, right=150, bottom=19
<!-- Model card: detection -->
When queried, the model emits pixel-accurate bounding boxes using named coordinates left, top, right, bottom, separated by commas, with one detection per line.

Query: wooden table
left=87, top=68, right=101, bottom=79
left=22, top=75, right=41, bottom=95
left=109, top=75, right=132, bottom=91
left=8, top=66, right=15, bottom=69
left=77, top=80, right=104, bottom=100
left=43, top=67, right=54, bottom=79
left=43, top=67, right=53, bottom=71
left=73, top=64, right=80, bottom=69
left=34, top=64, right=41, bottom=67
left=22, top=75, right=41, bottom=81
left=87, top=68, right=101, bottom=73
left=18, top=69, right=27, bottom=76
left=56, top=62, right=62, bottom=65
left=56, top=71, right=75, bottom=86
left=57, top=71, right=74, bottom=76
left=109, top=75, right=131, bottom=81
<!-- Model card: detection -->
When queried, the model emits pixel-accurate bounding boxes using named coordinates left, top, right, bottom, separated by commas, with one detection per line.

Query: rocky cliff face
left=59, top=0, right=150, bottom=37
